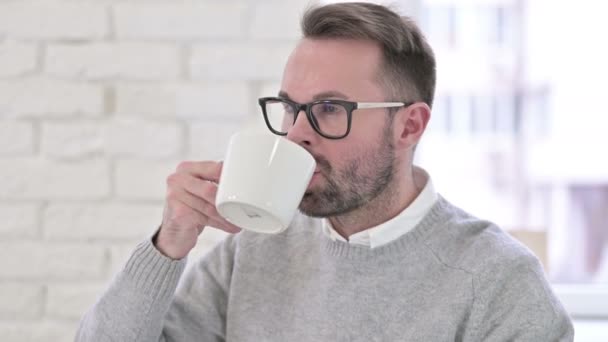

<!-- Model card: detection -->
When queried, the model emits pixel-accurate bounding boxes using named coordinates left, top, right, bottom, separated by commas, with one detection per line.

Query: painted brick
left=0, top=41, right=37, bottom=77
left=188, top=122, right=242, bottom=161
left=0, top=79, right=103, bottom=117
left=0, top=242, right=106, bottom=280
left=0, top=121, right=35, bottom=155
left=0, top=159, right=110, bottom=200
left=41, top=122, right=103, bottom=159
left=115, top=82, right=251, bottom=119
left=114, top=3, right=247, bottom=40
left=0, top=2, right=107, bottom=40
left=41, top=120, right=182, bottom=159
left=0, top=1, right=325, bottom=336
left=0, top=283, right=44, bottom=319
left=45, top=283, right=106, bottom=320
left=114, top=160, right=179, bottom=200
left=0, top=204, right=39, bottom=238
left=190, top=43, right=294, bottom=81
left=176, top=83, right=252, bottom=119
left=104, top=119, right=182, bottom=158
left=250, top=3, right=303, bottom=40
left=0, top=322, right=75, bottom=342
left=114, top=84, right=176, bottom=117
left=46, top=43, right=179, bottom=81
left=43, top=203, right=162, bottom=240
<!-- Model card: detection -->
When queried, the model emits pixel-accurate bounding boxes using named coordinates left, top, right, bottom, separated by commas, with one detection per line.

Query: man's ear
left=393, top=102, right=431, bottom=150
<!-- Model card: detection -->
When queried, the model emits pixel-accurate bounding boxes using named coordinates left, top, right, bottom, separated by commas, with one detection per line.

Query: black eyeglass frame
left=258, top=97, right=414, bottom=139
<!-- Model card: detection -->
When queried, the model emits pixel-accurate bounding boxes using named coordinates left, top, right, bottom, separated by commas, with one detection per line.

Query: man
left=76, top=3, right=574, bottom=341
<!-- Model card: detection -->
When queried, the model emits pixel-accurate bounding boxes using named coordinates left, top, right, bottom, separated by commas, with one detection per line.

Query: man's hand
left=155, top=161, right=241, bottom=260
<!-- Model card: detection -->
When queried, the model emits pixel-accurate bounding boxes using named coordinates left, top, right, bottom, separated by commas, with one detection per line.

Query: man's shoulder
left=426, top=198, right=573, bottom=339
left=424, top=196, right=543, bottom=277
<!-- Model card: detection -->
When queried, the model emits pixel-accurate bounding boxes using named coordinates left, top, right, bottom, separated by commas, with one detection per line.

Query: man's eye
left=319, top=104, right=340, bottom=113
left=282, top=104, right=294, bottom=113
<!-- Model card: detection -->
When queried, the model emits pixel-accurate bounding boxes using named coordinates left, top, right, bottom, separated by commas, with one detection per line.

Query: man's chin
left=298, top=208, right=326, bottom=218
left=298, top=194, right=324, bottom=218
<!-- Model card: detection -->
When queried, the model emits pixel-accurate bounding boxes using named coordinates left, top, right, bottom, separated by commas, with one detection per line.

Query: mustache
left=313, top=154, right=331, bottom=174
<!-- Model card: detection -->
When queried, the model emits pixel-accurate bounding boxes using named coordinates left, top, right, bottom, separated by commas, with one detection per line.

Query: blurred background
left=0, top=0, right=606, bottom=340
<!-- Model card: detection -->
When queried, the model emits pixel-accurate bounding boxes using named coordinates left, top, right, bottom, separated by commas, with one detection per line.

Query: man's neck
left=328, top=167, right=422, bottom=239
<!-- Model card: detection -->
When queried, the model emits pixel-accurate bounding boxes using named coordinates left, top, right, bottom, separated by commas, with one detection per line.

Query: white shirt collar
left=321, top=166, right=438, bottom=249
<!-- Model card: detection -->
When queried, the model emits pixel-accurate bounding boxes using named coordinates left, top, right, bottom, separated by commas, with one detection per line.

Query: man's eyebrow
left=277, top=90, right=349, bottom=101
left=312, top=91, right=349, bottom=101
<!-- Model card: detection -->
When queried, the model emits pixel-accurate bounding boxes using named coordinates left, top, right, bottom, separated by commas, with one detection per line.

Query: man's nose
left=286, top=110, right=316, bottom=145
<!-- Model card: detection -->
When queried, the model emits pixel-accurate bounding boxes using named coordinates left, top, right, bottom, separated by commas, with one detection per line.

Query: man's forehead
left=280, top=38, right=384, bottom=101
left=289, top=38, right=382, bottom=65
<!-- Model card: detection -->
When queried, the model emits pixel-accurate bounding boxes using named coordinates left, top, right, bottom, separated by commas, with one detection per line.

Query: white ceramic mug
left=215, top=131, right=316, bottom=234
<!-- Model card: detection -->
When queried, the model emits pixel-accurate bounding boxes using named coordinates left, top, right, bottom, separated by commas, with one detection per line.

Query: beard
left=298, top=121, right=396, bottom=218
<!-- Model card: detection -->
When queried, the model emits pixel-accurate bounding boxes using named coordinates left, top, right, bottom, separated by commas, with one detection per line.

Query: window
left=419, top=0, right=608, bottom=319
left=322, top=0, right=608, bottom=320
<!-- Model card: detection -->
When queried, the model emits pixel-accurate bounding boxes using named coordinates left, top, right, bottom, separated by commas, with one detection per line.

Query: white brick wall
left=250, top=3, right=303, bottom=40
left=0, top=204, right=39, bottom=238
left=114, top=159, right=179, bottom=200
left=0, top=3, right=108, bottom=40
left=0, top=322, right=75, bottom=342
left=0, top=79, right=104, bottom=117
left=0, top=159, right=110, bottom=199
left=46, top=43, right=180, bottom=81
left=41, top=122, right=103, bottom=159
left=114, top=3, right=248, bottom=40
left=0, top=283, right=44, bottom=319
left=0, top=121, right=35, bottom=155
left=189, top=121, right=243, bottom=160
left=0, top=242, right=106, bottom=279
left=43, top=203, right=163, bottom=240
left=105, top=119, right=183, bottom=158
left=45, top=284, right=107, bottom=320
left=0, top=41, right=37, bottom=77
left=0, top=0, right=300, bottom=339
left=114, top=82, right=252, bottom=118
left=190, top=43, right=294, bottom=81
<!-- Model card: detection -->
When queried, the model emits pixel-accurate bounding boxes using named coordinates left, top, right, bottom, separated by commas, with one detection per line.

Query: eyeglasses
left=258, top=97, right=413, bottom=139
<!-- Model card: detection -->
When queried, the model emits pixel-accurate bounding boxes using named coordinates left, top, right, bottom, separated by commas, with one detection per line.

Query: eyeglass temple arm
left=356, top=102, right=410, bottom=109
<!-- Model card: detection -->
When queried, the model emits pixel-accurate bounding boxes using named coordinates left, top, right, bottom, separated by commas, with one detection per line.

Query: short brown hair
left=301, top=2, right=436, bottom=107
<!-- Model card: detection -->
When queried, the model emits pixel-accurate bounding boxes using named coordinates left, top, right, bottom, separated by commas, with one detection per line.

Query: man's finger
left=176, top=160, right=223, bottom=182
left=207, top=217, right=242, bottom=234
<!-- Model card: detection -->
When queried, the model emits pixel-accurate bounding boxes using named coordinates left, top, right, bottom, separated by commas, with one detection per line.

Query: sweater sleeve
left=75, top=233, right=240, bottom=342
left=75, top=238, right=187, bottom=342
left=464, top=252, right=574, bottom=342
left=160, top=233, right=238, bottom=341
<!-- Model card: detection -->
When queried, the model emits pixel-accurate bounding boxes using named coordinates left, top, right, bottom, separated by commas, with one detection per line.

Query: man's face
left=280, top=38, right=398, bottom=217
